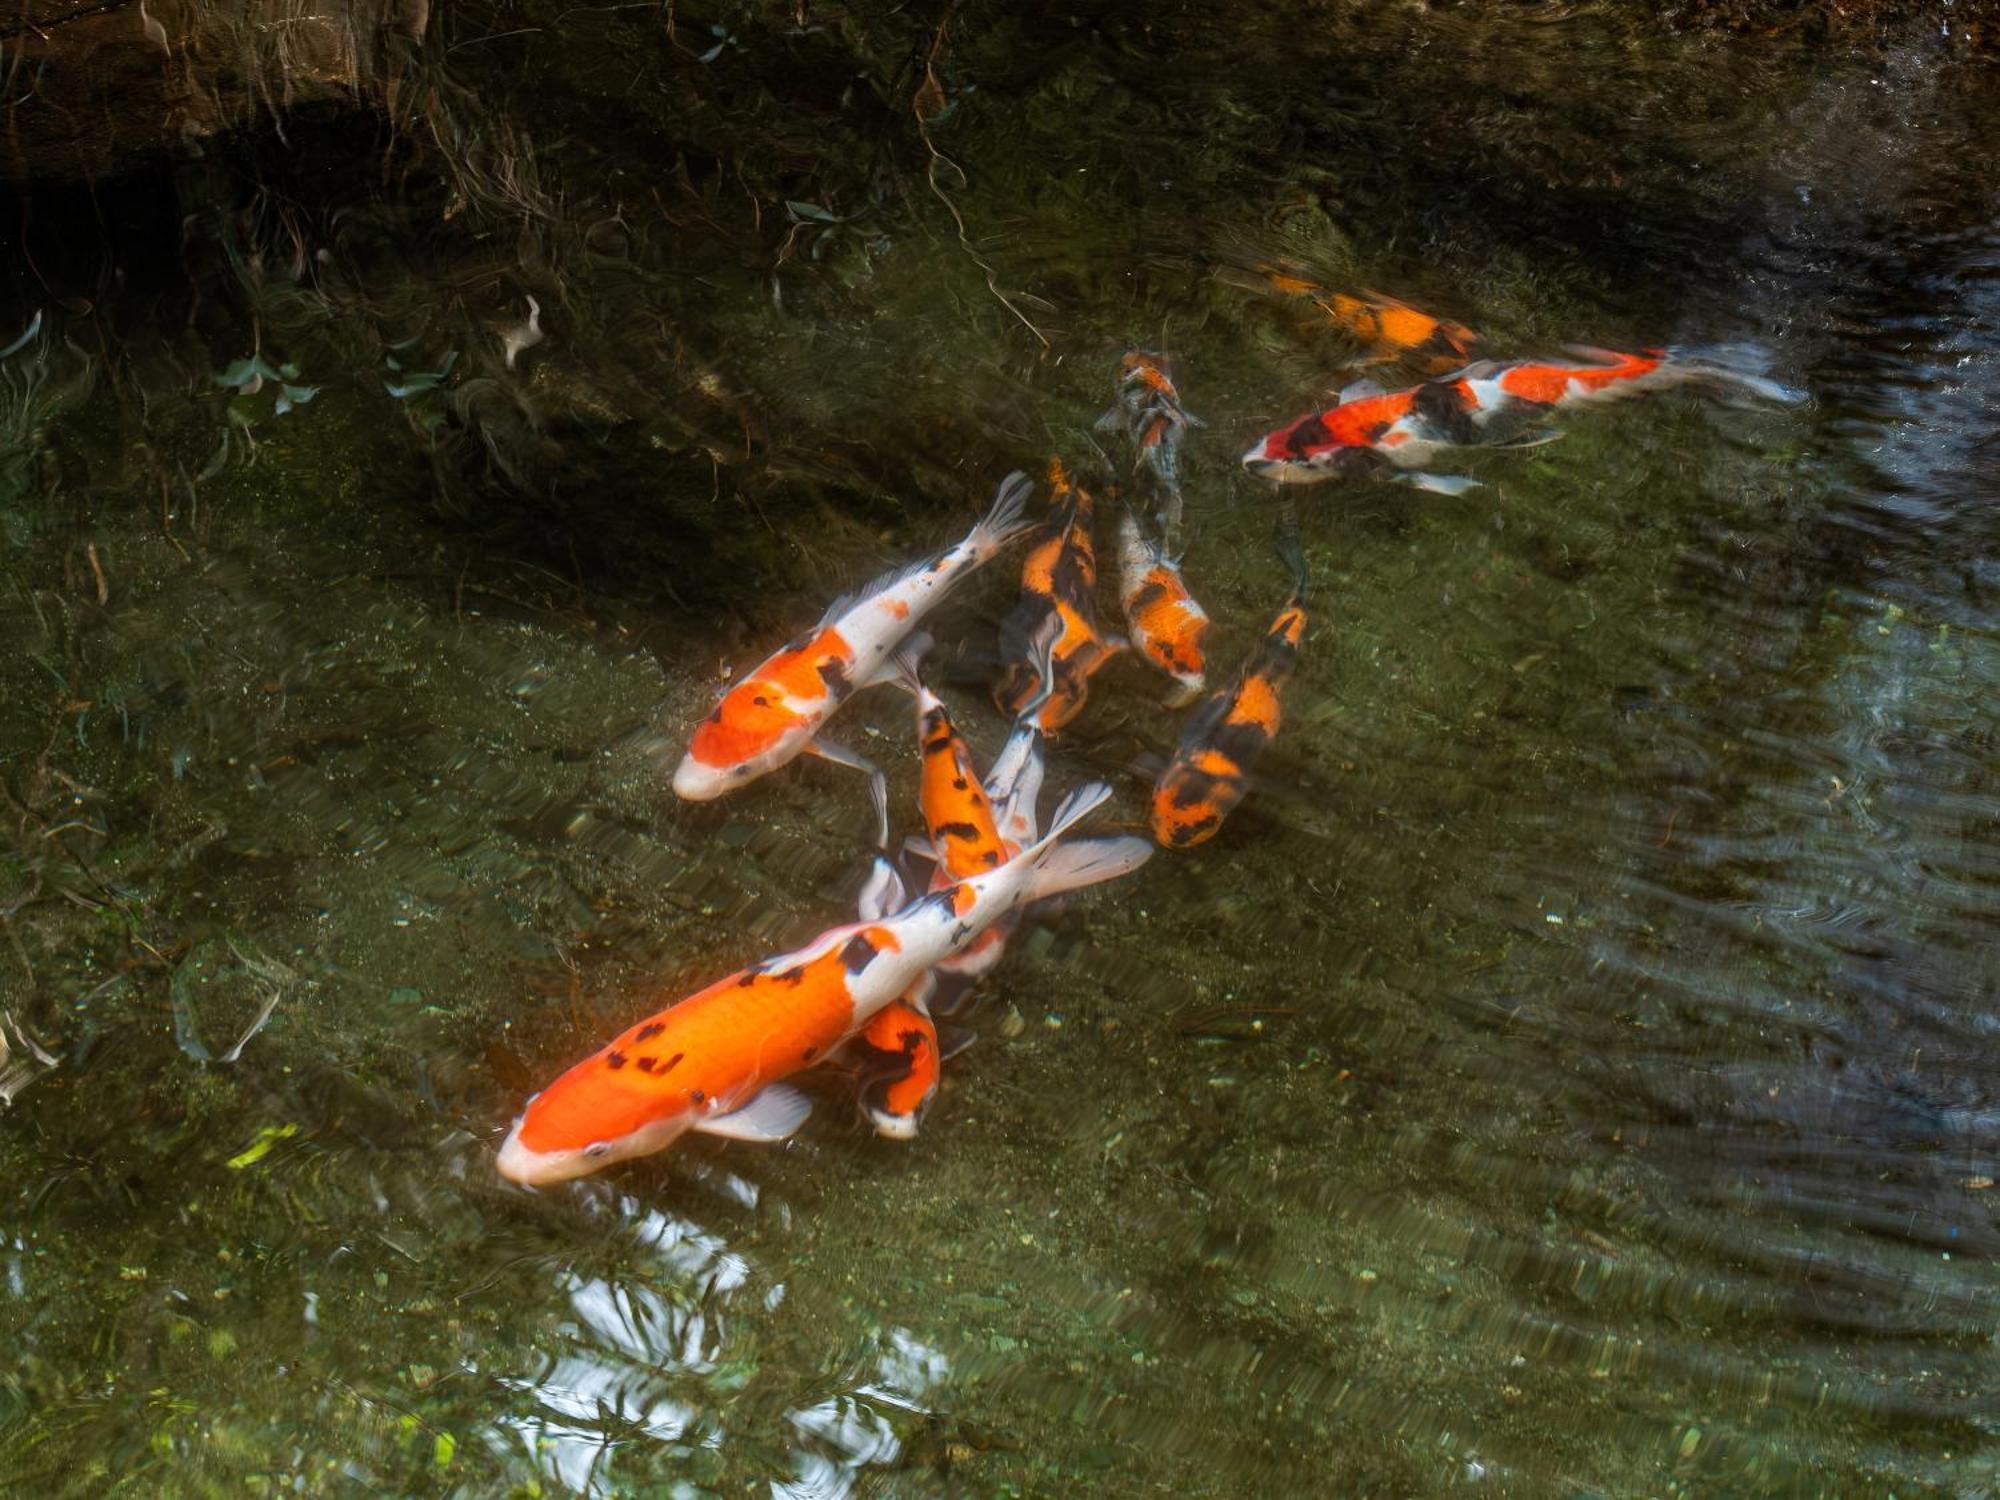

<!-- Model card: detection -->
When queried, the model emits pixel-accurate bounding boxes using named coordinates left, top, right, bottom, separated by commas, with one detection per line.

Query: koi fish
left=1241, top=346, right=1799, bottom=491
left=901, top=650, right=1011, bottom=880
left=900, top=626, right=1055, bottom=986
left=1096, top=351, right=1201, bottom=504
left=1260, top=270, right=1478, bottom=374
left=673, top=472, right=1035, bottom=838
left=840, top=857, right=976, bottom=1139
left=1116, top=508, right=1211, bottom=707
left=1097, top=351, right=1201, bottom=544
left=1151, top=593, right=1306, bottom=850
left=993, top=459, right=1121, bottom=733
left=496, top=782, right=1150, bottom=1184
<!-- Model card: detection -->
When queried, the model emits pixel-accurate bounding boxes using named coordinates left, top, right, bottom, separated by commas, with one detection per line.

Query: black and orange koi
left=1151, top=594, right=1306, bottom=850
left=993, top=459, right=1120, bottom=733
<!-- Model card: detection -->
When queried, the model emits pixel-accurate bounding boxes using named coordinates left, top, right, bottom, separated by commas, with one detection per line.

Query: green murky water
left=2, top=3, right=1996, bottom=1494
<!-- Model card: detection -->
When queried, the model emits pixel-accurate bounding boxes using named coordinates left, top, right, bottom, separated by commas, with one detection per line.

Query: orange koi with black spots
left=993, top=460, right=1120, bottom=733
left=840, top=857, right=978, bottom=1139
left=497, top=783, right=1149, bottom=1183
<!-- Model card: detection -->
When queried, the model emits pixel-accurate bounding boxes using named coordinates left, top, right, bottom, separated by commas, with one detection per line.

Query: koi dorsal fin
left=1335, top=377, right=1387, bottom=404
left=816, top=553, right=934, bottom=627
left=1558, top=343, right=1635, bottom=366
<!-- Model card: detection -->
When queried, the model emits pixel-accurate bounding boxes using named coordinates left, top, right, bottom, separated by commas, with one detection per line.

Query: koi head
left=671, top=749, right=744, bottom=801
left=674, top=675, right=817, bottom=799
left=496, top=1064, right=701, bottom=1185
left=1241, top=416, right=1387, bottom=485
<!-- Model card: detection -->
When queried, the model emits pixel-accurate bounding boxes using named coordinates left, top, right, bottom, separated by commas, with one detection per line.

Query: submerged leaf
left=224, top=1122, right=298, bottom=1170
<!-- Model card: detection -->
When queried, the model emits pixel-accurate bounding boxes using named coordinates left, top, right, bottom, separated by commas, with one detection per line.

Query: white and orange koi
left=673, top=472, right=1035, bottom=833
left=496, top=783, right=1149, bottom=1184
left=1116, top=507, right=1211, bottom=707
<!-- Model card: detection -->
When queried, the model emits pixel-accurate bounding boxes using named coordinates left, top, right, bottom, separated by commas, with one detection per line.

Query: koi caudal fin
left=1650, top=345, right=1807, bottom=406
left=1015, top=780, right=1153, bottom=903
left=971, top=470, right=1038, bottom=555
left=1024, top=833, right=1154, bottom=904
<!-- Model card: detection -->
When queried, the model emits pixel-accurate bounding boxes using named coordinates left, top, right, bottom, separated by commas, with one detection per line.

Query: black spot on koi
left=840, top=934, right=879, bottom=973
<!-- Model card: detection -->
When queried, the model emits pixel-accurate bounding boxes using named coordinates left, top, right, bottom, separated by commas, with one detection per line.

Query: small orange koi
left=1260, top=269, right=1478, bottom=374
left=899, top=650, right=1011, bottom=879
left=1116, top=507, right=1210, bottom=707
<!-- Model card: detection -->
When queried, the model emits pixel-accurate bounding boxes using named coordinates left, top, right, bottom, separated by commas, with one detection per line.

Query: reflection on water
left=1, top=1, right=1997, bottom=1494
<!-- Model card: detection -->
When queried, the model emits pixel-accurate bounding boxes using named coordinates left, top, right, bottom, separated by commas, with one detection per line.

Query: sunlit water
left=1, top=4, right=1996, bottom=1495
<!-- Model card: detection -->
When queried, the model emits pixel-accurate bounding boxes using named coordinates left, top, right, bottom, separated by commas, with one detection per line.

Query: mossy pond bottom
left=1, top=3, right=1996, bottom=1494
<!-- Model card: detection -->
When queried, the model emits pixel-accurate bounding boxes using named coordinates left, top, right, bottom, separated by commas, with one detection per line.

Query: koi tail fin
left=1655, top=345, right=1808, bottom=406
left=1038, top=780, right=1113, bottom=844
left=1013, top=611, right=1063, bottom=724
left=886, top=631, right=934, bottom=698
left=971, top=470, right=1037, bottom=554
left=1023, top=832, right=1155, bottom=905
left=1273, top=500, right=1313, bottom=602
left=1012, top=781, right=1153, bottom=903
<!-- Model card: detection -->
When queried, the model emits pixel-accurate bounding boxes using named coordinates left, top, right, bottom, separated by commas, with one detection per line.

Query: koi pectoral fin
left=936, top=1022, right=978, bottom=1060
left=694, top=1083, right=813, bottom=1142
left=808, top=736, right=889, bottom=850
left=857, top=856, right=908, bottom=922
left=1488, top=429, right=1563, bottom=451
left=1393, top=471, right=1484, bottom=496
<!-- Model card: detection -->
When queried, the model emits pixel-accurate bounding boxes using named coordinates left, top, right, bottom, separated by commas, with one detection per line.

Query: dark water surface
left=2, top=3, right=1996, bottom=1494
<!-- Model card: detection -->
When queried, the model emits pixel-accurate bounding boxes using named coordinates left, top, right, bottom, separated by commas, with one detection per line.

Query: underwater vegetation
left=0, top=1, right=1997, bottom=1494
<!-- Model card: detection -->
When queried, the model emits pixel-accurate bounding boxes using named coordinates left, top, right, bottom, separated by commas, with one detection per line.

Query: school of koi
left=495, top=265, right=1800, bottom=1185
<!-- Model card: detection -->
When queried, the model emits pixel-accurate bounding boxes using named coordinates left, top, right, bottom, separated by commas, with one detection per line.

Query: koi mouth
left=671, top=758, right=729, bottom=799
left=1241, top=453, right=1316, bottom=482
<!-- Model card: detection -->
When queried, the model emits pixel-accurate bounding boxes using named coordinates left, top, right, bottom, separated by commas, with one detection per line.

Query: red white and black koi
left=1243, top=347, right=1801, bottom=492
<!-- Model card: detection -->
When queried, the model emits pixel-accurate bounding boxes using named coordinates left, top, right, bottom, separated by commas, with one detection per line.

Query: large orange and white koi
left=673, top=472, right=1035, bottom=834
left=496, top=783, right=1149, bottom=1184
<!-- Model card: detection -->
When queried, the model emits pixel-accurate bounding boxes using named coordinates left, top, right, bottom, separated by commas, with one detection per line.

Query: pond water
left=1, top=3, right=1996, bottom=1494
